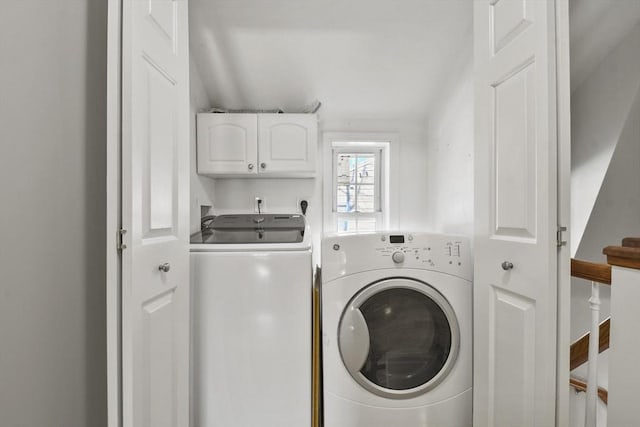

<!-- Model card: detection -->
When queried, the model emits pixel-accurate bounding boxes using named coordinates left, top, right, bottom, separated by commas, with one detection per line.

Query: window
left=323, top=134, right=392, bottom=233
left=334, top=149, right=381, bottom=232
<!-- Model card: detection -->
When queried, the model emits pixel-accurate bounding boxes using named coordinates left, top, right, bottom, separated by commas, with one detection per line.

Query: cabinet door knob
left=260, top=162, right=267, bottom=169
left=158, top=263, right=171, bottom=273
left=501, top=261, right=514, bottom=271
left=248, top=163, right=254, bottom=170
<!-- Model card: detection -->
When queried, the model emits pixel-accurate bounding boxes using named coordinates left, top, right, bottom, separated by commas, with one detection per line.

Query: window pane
left=357, top=154, right=375, bottom=185
left=337, top=153, right=356, bottom=185
left=332, top=145, right=384, bottom=233
left=336, top=185, right=356, bottom=213
left=356, top=184, right=376, bottom=213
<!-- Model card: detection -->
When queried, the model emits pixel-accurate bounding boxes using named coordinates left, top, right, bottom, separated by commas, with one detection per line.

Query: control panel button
left=392, top=251, right=405, bottom=264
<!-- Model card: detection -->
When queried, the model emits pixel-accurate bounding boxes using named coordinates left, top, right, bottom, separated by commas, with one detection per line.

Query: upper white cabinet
left=197, top=113, right=317, bottom=177
left=197, top=114, right=258, bottom=175
left=258, top=114, right=317, bottom=175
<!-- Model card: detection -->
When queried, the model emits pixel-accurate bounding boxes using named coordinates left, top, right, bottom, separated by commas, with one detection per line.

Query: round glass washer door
left=338, top=277, right=460, bottom=399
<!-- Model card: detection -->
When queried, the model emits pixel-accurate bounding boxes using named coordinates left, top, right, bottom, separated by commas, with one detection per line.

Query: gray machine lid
left=209, top=214, right=305, bottom=229
left=190, top=214, right=306, bottom=244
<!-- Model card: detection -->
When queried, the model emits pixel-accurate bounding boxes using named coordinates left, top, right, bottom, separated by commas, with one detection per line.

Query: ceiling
left=189, top=0, right=640, bottom=118
left=189, top=0, right=473, bottom=120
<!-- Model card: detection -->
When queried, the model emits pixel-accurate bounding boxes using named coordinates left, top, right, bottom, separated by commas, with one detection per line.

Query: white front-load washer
left=321, top=232, right=472, bottom=427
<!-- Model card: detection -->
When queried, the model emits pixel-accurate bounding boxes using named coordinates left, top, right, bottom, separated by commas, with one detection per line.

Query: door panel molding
left=491, top=0, right=534, bottom=54
left=491, top=59, right=537, bottom=240
left=488, top=287, right=535, bottom=426
left=147, top=0, right=176, bottom=46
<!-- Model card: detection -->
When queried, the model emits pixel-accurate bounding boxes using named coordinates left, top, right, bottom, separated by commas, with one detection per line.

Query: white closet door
left=121, top=1, right=190, bottom=426
left=473, top=1, right=561, bottom=426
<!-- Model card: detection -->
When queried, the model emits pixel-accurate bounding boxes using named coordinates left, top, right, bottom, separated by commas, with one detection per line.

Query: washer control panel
left=322, top=232, right=472, bottom=282
left=374, top=234, right=466, bottom=267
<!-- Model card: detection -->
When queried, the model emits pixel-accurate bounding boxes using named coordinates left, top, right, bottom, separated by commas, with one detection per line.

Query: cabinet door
left=258, top=114, right=317, bottom=174
left=197, top=114, right=258, bottom=175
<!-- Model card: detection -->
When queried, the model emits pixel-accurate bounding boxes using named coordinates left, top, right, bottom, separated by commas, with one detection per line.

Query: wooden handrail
left=570, top=317, right=610, bottom=371
left=571, top=258, right=611, bottom=285
left=569, top=377, right=609, bottom=404
left=603, top=245, right=640, bottom=270
left=622, top=237, right=640, bottom=248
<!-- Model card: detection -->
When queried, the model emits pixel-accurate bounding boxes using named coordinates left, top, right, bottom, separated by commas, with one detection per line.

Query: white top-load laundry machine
left=190, top=214, right=312, bottom=427
left=321, top=232, right=472, bottom=427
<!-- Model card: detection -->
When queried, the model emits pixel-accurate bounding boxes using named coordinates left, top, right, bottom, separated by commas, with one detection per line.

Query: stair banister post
left=585, top=281, right=600, bottom=427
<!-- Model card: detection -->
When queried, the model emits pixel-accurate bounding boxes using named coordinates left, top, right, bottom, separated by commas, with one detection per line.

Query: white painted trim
left=322, top=132, right=399, bottom=234
left=555, top=0, right=571, bottom=425
left=106, top=0, right=122, bottom=426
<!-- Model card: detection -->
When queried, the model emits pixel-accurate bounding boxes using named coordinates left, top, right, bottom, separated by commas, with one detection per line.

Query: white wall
left=424, top=32, right=474, bottom=239
left=570, top=24, right=640, bottom=254
left=0, top=1, right=107, bottom=426
left=569, top=0, right=640, bottom=92
left=190, top=59, right=216, bottom=234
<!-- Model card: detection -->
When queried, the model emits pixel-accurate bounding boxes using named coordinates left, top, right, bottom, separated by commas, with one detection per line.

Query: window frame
left=323, top=133, right=396, bottom=234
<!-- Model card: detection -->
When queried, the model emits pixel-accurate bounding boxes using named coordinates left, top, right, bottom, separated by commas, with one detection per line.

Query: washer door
left=338, top=278, right=460, bottom=399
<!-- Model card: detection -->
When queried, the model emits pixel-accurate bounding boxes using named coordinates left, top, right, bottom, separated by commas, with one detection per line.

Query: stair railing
left=570, top=258, right=612, bottom=427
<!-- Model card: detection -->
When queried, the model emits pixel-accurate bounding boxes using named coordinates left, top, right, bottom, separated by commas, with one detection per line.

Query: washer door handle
left=339, top=306, right=370, bottom=375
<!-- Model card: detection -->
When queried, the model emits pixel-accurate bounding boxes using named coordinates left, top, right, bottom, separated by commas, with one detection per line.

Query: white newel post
left=607, top=263, right=640, bottom=426
left=585, top=282, right=600, bottom=427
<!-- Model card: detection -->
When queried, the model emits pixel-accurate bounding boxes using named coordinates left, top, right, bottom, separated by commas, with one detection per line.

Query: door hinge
left=557, top=226, right=567, bottom=248
left=117, top=229, right=127, bottom=252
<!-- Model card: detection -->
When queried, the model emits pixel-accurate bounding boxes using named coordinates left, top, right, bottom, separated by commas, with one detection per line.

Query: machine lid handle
left=339, top=306, right=370, bottom=375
